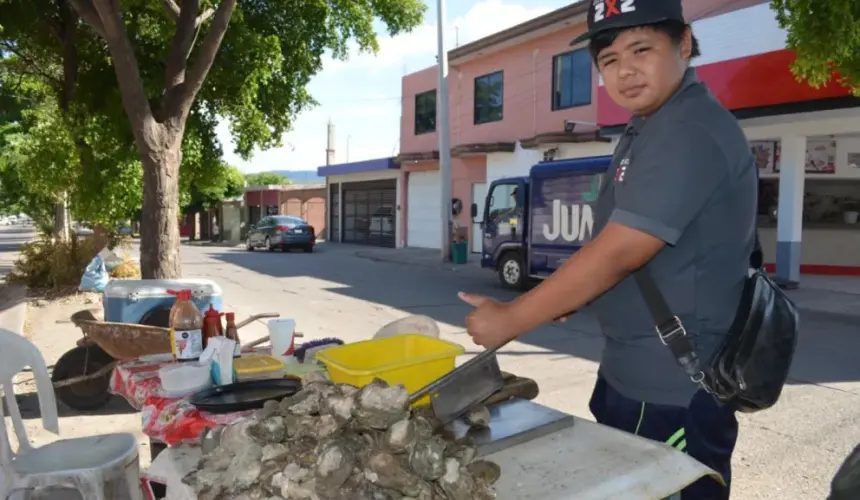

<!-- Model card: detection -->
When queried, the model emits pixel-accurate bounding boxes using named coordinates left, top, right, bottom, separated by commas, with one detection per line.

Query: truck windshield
left=488, top=184, right=518, bottom=219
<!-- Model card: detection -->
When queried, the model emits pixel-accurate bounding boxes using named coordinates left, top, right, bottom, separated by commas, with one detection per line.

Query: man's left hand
left=459, top=292, right=520, bottom=349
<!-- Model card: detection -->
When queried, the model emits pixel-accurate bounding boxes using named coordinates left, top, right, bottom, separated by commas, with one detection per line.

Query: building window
left=474, top=71, right=504, bottom=124
left=414, top=90, right=436, bottom=135
left=552, top=49, right=592, bottom=110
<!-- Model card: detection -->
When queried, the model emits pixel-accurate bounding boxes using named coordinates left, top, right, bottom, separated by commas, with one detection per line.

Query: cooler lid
left=103, top=279, right=222, bottom=298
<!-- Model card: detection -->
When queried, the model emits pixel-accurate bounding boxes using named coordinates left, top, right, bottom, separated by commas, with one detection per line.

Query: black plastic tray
left=189, top=378, right=302, bottom=413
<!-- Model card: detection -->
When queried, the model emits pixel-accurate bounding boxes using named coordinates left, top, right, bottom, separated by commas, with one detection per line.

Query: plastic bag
left=79, top=255, right=109, bottom=292
left=97, top=246, right=123, bottom=271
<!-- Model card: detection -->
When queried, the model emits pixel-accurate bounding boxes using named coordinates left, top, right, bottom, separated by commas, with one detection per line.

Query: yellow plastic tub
left=316, top=335, right=465, bottom=407
left=234, top=355, right=285, bottom=382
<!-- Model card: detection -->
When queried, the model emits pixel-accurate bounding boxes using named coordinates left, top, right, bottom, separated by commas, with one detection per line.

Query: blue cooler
left=103, top=279, right=223, bottom=327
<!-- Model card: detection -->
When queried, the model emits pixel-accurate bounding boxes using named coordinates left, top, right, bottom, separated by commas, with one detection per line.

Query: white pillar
left=775, top=134, right=806, bottom=283
left=436, top=0, right=452, bottom=260
left=395, top=174, right=403, bottom=248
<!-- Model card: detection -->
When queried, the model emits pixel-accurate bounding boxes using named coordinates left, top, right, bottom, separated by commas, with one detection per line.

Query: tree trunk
left=138, top=125, right=183, bottom=279
left=53, top=193, right=70, bottom=242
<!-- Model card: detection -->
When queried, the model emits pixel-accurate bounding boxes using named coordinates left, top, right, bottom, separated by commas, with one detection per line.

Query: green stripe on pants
left=666, top=428, right=685, bottom=448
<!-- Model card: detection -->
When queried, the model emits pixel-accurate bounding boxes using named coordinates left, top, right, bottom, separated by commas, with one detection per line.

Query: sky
left=217, top=0, right=578, bottom=174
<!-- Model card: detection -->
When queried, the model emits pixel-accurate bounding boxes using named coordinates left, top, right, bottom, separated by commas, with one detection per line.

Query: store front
left=317, top=158, right=402, bottom=248
left=743, top=109, right=860, bottom=278
left=595, top=1, right=860, bottom=282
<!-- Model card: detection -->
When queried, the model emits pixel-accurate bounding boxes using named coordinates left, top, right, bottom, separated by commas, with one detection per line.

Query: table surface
left=110, top=357, right=253, bottom=446
left=149, top=414, right=718, bottom=500
left=488, top=417, right=720, bottom=499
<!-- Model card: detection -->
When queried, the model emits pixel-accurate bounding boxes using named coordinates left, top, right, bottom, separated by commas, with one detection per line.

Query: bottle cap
left=225, top=312, right=235, bottom=321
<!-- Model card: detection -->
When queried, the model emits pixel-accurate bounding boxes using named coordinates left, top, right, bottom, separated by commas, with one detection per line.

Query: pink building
left=391, top=0, right=860, bottom=277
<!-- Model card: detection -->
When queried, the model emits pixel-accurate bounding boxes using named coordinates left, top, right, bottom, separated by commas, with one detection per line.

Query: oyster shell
left=465, top=405, right=491, bottom=429
left=314, top=438, right=355, bottom=497
left=303, top=370, right=330, bottom=384
left=445, top=437, right=477, bottom=466
left=249, top=416, right=286, bottom=443
left=385, top=418, right=417, bottom=454
left=366, top=449, right=429, bottom=497
left=409, top=435, right=448, bottom=481
left=183, top=380, right=501, bottom=500
left=437, top=458, right=476, bottom=500
left=353, top=379, right=410, bottom=430
left=467, top=460, right=502, bottom=485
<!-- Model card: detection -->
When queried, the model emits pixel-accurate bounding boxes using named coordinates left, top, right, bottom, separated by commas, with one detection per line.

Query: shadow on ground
left=8, top=391, right=137, bottom=419
left=206, top=243, right=860, bottom=389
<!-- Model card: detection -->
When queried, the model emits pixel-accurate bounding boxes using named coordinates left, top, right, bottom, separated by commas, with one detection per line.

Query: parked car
left=246, top=215, right=315, bottom=253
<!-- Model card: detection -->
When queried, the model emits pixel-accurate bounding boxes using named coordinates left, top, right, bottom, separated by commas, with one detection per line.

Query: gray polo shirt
left=591, top=68, right=758, bottom=407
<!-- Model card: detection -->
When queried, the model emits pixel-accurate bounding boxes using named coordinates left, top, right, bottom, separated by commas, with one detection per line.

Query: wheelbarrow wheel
left=52, top=344, right=115, bottom=411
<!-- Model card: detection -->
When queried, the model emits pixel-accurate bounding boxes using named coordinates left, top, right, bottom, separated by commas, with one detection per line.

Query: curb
left=0, top=285, right=28, bottom=336
left=353, top=251, right=487, bottom=279
left=181, top=241, right=242, bottom=248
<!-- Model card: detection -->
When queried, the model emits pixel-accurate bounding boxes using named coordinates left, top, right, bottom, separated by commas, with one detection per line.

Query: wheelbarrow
left=50, top=310, right=280, bottom=411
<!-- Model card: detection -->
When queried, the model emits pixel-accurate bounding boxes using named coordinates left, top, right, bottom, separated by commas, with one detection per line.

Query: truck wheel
left=498, top=252, right=525, bottom=290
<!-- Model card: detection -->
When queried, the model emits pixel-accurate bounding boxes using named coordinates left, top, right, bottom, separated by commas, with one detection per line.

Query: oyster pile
left=183, top=374, right=501, bottom=499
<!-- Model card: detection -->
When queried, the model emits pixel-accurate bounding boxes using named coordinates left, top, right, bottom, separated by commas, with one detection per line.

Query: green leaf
left=770, top=0, right=860, bottom=94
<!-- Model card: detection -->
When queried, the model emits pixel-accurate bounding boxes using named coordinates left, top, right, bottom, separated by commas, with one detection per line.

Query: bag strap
left=633, top=269, right=706, bottom=384
left=634, top=230, right=762, bottom=386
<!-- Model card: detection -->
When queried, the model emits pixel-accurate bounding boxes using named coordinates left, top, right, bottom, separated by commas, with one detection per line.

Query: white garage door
left=407, top=171, right=442, bottom=249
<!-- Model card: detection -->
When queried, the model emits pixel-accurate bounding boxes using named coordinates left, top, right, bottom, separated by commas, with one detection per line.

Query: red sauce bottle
left=202, top=304, right=223, bottom=348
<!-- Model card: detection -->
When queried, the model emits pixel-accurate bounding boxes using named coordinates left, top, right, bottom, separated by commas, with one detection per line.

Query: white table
left=488, top=417, right=720, bottom=499
left=149, top=415, right=719, bottom=500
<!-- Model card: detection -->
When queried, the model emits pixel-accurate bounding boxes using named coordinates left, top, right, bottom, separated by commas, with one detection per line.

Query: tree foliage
left=2, top=0, right=426, bottom=277
left=245, top=171, right=290, bottom=186
left=187, top=162, right=246, bottom=210
left=771, top=0, right=860, bottom=93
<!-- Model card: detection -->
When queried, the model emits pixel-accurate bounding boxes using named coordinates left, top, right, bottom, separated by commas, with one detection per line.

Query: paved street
left=1, top=227, right=859, bottom=498
left=0, top=225, right=35, bottom=278
left=183, top=241, right=860, bottom=499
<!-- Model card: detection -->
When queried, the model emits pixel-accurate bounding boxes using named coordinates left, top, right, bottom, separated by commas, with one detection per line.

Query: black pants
left=589, top=375, right=739, bottom=499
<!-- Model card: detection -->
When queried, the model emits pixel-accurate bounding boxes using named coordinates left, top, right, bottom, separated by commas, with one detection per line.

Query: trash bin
left=451, top=241, right=468, bottom=264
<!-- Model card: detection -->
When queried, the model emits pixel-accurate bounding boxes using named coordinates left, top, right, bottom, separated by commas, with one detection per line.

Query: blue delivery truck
left=472, top=155, right=612, bottom=289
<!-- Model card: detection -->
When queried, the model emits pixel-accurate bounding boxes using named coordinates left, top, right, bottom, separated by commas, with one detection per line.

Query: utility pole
left=436, top=0, right=452, bottom=261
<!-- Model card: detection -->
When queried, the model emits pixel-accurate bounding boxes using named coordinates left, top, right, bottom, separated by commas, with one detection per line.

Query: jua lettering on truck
left=542, top=200, right=595, bottom=242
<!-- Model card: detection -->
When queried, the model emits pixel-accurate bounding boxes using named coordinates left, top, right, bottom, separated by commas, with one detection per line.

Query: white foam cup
left=268, top=318, right=297, bottom=363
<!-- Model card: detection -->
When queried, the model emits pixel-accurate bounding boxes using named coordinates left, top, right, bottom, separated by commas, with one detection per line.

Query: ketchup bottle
left=202, top=304, right=223, bottom=348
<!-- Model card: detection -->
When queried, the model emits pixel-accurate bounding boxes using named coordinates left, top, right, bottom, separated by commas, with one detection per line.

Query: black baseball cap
left=571, top=0, right=686, bottom=46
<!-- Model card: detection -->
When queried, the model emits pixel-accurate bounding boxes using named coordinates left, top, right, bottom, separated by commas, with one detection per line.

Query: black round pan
left=189, top=377, right=302, bottom=413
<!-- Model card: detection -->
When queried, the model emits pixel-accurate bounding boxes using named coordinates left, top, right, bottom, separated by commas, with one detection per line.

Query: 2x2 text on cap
left=593, top=0, right=636, bottom=22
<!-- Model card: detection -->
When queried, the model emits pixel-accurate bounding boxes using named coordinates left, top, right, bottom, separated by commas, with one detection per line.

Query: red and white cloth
left=109, top=358, right=252, bottom=446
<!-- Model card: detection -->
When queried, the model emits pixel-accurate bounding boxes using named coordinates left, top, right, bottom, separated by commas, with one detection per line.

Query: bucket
left=451, top=241, right=468, bottom=265
left=317, top=334, right=465, bottom=406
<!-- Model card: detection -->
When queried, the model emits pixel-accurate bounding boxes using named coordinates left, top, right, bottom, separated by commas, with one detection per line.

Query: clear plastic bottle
left=169, top=289, right=204, bottom=361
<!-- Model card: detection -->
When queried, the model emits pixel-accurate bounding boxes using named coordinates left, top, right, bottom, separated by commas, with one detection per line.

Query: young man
left=458, top=0, right=758, bottom=498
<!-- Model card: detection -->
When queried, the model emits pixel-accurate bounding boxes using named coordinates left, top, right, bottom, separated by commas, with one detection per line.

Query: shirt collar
left=625, top=68, right=700, bottom=135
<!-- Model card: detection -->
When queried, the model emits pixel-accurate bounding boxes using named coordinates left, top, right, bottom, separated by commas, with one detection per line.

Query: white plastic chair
left=0, top=329, right=143, bottom=500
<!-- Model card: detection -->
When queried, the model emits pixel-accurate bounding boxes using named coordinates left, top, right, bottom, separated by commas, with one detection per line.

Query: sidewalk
left=350, top=244, right=487, bottom=279
left=0, top=284, right=27, bottom=337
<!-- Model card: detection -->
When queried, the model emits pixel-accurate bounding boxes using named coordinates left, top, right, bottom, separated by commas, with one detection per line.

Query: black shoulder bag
left=634, top=235, right=800, bottom=413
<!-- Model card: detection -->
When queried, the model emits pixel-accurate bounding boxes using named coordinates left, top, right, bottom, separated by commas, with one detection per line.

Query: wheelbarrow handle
left=408, top=340, right=508, bottom=405
left=240, top=332, right=305, bottom=351
left=235, top=313, right=280, bottom=330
